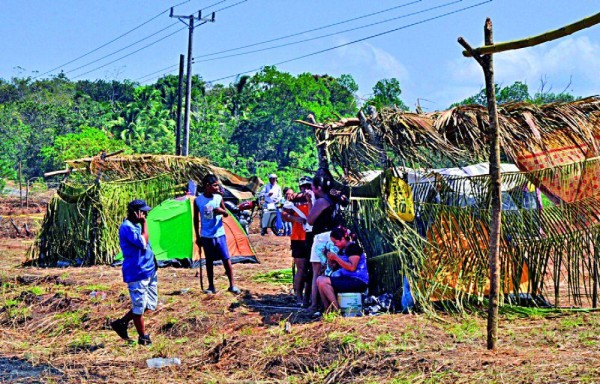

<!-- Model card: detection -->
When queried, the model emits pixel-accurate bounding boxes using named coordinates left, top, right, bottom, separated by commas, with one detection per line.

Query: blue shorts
left=201, top=235, right=231, bottom=262
left=127, top=271, right=158, bottom=315
left=331, top=275, right=368, bottom=293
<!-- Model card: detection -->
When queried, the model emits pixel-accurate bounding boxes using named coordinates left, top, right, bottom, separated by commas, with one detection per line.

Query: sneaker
left=110, top=319, right=129, bottom=340
left=228, top=286, right=241, bottom=294
left=204, top=287, right=217, bottom=294
left=138, top=334, right=152, bottom=346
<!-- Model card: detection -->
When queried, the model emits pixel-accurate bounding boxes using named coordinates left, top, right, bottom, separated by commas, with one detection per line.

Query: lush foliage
left=451, top=81, right=577, bottom=107
left=0, top=69, right=578, bottom=188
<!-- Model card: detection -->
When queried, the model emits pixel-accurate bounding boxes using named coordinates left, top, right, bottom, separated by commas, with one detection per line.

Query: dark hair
left=312, top=168, right=333, bottom=193
left=202, top=174, right=219, bottom=187
left=330, top=226, right=354, bottom=241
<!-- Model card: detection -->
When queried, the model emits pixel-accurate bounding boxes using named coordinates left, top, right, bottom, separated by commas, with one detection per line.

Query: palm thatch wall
left=304, top=96, right=600, bottom=309
left=28, top=154, right=249, bottom=266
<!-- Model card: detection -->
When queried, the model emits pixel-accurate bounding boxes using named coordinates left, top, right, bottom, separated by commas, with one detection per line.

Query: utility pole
left=176, top=54, right=184, bottom=155
left=170, top=7, right=216, bottom=156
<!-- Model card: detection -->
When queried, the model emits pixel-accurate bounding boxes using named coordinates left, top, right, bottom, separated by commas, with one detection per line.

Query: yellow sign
left=387, top=176, right=415, bottom=222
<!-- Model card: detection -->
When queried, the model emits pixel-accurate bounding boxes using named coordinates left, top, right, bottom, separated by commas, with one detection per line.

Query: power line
left=34, top=0, right=191, bottom=79
left=64, top=22, right=180, bottom=75
left=196, top=0, right=424, bottom=59
left=133, top=0, right=248, bottom=82
left=135, top=63, right=183, bottom=82
left=71, top=26, right=188, bottom=79
left=205, top=0, right=492, bottom=84
left=194, top=0, right=463, bottom=64
left=135, top=0, right=428, bottom=82
left=211, top=0, right=248, bottom=13
left=73, top=0, right=248, bottom=81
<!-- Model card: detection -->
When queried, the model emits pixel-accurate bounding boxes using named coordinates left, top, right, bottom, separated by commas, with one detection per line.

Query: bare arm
left=193, top=197, right=201, bottom=244
left=327, top=253, right=360, bottom=272
left=282, top=210, right=303, bottom=223
left=215, top=198, right=229, bottom=217
left=307, top=198, right=330, bottom=226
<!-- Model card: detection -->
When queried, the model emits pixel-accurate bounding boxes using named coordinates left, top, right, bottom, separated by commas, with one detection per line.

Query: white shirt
left=261, top=182, right=282, bottom=204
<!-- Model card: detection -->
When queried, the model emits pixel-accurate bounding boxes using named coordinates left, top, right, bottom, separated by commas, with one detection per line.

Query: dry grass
left=1, top=202, right=600, bottom=383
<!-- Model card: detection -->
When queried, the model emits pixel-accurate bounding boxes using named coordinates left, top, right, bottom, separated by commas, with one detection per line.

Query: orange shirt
left=290, top=203, right=310, bottom=241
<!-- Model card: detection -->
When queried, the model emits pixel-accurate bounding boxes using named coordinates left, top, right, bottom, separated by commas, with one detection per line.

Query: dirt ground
left=1, top=195, right=600, bottom=383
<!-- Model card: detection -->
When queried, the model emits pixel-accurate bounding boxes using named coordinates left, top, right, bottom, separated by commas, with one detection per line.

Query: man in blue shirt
left=194, top=174, right=240, bottom=295
left=111, top=199, right=157, bottom=346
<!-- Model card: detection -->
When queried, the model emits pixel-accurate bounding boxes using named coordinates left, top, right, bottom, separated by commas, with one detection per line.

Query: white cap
left=268, top=174, right=277, bottom=179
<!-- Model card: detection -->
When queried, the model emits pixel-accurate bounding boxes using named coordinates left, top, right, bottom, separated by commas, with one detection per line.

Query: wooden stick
left=10, top=219, right=20, bottom=235
left=462, top=12, right=600, bottom=57
left=44, top=167, right=85, bottom=178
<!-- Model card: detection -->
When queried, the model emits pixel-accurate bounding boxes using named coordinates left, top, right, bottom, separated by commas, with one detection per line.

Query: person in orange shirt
left=282, top=176, right=313, bottom=307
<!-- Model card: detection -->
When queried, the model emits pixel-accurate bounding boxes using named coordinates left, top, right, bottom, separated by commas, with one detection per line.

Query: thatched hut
left=301, top=96, right=600, bottom=309
left=29, top=154, right=260, bottom=266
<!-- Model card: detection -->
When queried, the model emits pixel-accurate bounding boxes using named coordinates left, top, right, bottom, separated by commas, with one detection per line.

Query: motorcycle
left=224, top=198, right=257, bottom=235
left=258, top=196, right=285, bottom=236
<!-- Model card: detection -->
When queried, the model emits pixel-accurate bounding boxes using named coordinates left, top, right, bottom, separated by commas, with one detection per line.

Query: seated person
left=316, top=227, right=369, bottom=314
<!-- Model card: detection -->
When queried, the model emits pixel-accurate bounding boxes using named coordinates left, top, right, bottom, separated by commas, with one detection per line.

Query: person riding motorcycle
left=259, top=174, right=283, bottom=235
left=260, top=174, right=282, bottom=205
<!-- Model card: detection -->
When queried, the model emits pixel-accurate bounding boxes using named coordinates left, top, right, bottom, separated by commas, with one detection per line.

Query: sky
left=1, top=0, right=599, bottom=110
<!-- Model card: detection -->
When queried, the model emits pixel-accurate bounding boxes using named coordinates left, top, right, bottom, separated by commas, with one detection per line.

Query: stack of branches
left=29, top=154, right=219, bottom=266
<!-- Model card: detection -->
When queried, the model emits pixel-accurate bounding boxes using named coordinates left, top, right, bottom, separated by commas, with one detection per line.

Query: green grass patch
left=445, top=318, right=482, bottom=342
left=252, top=268, right=293, bottom=284
left=27, top=286, right=45, bottom=296
left=79, top=284, right=110, bottom=292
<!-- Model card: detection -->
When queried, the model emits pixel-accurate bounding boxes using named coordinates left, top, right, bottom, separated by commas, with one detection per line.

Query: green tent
left=115, top=197, right=257, bottom=267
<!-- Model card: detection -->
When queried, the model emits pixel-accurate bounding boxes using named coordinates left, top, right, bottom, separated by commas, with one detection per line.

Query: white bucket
left=337, top=292, right=362, bottom=317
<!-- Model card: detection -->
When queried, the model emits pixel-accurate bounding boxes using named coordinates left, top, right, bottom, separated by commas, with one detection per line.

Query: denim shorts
left=201, top=235, right=231, bottom=262
left=331, top=275, right=368, bottom=293
left=128, top=271, right=158, bottom=315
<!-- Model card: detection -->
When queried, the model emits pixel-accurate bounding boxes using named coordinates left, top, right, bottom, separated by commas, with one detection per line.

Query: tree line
left=0, top=66, right=576, bottom=191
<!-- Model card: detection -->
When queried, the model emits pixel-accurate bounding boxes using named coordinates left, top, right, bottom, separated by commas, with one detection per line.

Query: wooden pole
left=307, top=114, right=329, bottom=170
left=462, top=12, right=600, bottom=57
left=182, top=16, right=194, bottom=156
left=459, top=18, right=501, bottom=350
left=18, top=161, right=23, bottom=208
left=176, top=54, right=185, bottom=156
left=359, top=106, right=387, bottom=169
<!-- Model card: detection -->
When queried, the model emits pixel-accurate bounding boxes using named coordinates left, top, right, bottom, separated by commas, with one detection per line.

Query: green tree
left=108, top=86, right=175, bottom=154
left=40, top=127, right=130, bottom=171
left=366, top=78, right=408, bottom=111
left=229, top=66, right=358, bottom=176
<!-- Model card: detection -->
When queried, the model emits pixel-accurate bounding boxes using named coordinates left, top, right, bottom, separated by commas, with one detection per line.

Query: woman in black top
left=304, top=170, right=335, bottom=314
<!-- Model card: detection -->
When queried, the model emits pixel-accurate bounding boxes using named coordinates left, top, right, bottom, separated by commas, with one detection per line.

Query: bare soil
left=0, top=195, right=599, bottom=383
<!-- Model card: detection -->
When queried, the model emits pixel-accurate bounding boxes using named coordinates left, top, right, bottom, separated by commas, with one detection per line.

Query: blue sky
left=1, top=0, right=598, bottom=110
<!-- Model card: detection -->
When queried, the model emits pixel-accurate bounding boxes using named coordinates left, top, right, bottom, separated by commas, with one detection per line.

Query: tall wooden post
left=176, top=54, right=185, bottom=156
left=459, top=18, right=501, bottom=350
left=182, top=15, right=194, bottom=156
left=18, top=161, right=23, bottom=207
left=307, top=114, right=329, bottom=170
left=458, top=11, right=600, bottom=351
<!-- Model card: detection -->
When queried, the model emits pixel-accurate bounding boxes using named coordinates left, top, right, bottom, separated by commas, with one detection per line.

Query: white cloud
left=332, top=38, right=411, bottom=94
left=447, top=35, right=600, bottom=97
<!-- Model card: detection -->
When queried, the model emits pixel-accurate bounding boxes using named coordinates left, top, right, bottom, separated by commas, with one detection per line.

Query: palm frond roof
left=302, top=96, right=600, bottom=172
